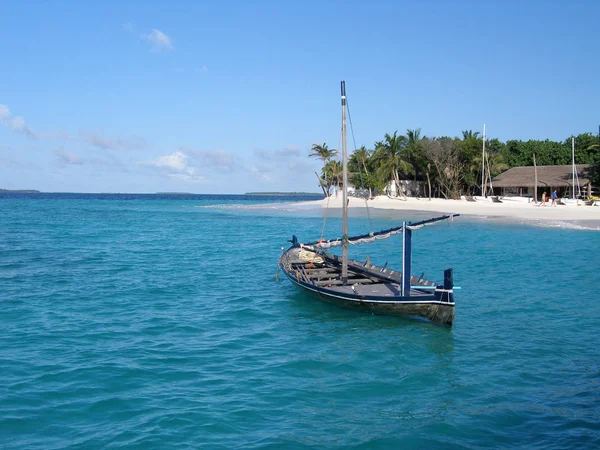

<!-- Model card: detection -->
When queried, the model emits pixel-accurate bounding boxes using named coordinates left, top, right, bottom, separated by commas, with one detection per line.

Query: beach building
left=491, top=164, right=595, bottom=199
left=385, top=180, right=425, bottom=197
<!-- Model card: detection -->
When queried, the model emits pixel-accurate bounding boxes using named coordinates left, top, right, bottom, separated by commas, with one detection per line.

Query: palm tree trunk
left=315, top=172, right=327, bottom=197
left=362, top=162, right=372, bottom=199
left=394, top=171, right=405, bottom=198
left=426, top=171, right=431, bottom=201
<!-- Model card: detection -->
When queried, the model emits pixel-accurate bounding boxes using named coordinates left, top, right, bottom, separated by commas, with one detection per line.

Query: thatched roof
left=492, top=164, right=593, bottom=188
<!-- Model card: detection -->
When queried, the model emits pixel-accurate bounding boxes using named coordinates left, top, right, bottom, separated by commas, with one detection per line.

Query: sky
left=1, top=0, right=599, bottom=194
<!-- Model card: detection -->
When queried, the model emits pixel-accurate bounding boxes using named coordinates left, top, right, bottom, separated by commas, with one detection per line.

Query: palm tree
left=322, top=159, right=341, bottom=197
left=310, top=143, right=338, bottom=196
left=309, top=143, right=337, bottom=165
left=372, top=132, right=412, bottom=198
left=350, top=146, right=373, bottom=199
left=461, top=130, right=480, bottom=140
left=460, top=130, right=483, bottom=194
left=405, top=128, right=423, bottom=182
left=486, top=152, right=509, bottom=178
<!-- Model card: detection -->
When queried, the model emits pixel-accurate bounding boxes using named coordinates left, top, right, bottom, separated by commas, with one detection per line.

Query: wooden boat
left=278, top=81, right=458, bottom=326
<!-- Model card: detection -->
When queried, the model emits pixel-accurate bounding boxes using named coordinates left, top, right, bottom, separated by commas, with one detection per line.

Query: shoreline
left=291, top=195, right=600, bottom=228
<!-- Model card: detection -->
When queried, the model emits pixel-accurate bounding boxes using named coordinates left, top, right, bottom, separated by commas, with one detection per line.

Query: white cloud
left=254, top=146, right=302, bottom=161
left=79, top=130, right=146, bottom=151
left=153, top=152, right=189, bottom=172
left=0, top=104, right=37, bottom=139
left=40, top=129, right=75, bottom=141
left=141, top=29, right=174, bottom=52
left=146, top=151, right=202, bottom=182
left=53, top=148, right=83, bottom=167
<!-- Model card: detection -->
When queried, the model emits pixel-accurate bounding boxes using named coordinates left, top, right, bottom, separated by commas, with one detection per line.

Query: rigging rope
left=318, top=129, right=343, bottom=243
left=346, top=97, right=374, bottom=233
left=318, top=94, right=379, bottom=244
left=304, top=214, right=457, bottom=249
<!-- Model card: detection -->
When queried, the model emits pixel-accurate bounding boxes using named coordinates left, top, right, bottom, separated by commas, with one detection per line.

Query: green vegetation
left=311, top=131, right=600, bottom=199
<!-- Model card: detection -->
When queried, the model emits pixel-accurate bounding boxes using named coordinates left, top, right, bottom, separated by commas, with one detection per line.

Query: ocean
left=1, top=193, right=599, bottom=449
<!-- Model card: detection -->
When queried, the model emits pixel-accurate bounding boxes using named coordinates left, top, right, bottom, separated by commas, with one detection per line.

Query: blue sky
left=1, top=0, right=599, bottom=193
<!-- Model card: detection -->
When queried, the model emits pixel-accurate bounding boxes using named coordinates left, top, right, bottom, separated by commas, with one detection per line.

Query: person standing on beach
left=539, top=191, right=546, bottom=206
left=551, top=190, right=557, bottom=207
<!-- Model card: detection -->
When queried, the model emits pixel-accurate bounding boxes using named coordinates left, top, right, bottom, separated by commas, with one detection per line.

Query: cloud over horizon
left=0, top=104, right=37, bottom=139
left=53, top=148, right=83, bottom=167
left=145, top=151, right=203, bottom=182
left=79, top=130, right=147, bottom=151
left=141, top=29, right=174, bottom=52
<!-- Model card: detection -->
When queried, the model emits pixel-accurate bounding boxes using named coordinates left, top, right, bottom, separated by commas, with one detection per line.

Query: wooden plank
left=298, top=265, right=311, bottom=283
left=314, top=278, right=375, bottom=287
left=348, top=278, right=376, bottom=284
left=304, top=268, right=337, bottom=274
left=311, top=273, right=350, bottom=281
left=314, top=279, right=343, bottom=286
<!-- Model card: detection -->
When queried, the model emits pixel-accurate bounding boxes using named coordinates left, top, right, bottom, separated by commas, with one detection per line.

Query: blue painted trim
left=402, top=222, right=412, bottom=296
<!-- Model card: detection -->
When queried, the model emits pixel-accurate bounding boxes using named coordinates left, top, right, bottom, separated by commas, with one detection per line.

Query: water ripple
left=1, top=197, right=599, bottom=448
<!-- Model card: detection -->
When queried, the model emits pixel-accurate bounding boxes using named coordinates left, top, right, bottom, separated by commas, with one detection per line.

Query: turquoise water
left=1, top=195, right=599, bottom=449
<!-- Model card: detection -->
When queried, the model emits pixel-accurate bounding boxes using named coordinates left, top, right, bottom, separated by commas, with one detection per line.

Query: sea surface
left=1, top=193, right=599, bottom=449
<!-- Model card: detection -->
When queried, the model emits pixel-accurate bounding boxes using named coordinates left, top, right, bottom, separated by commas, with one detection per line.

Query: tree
left=309, top=143, right=338, bottom=196
left=405, top=128, right=424, bottom=182
left=349, top=146, right=374, bottom=199
left=462, top=130, right=480, bottom=140
left=422, top=137, right=463, bottom=199
left=322, top=159, right=341, bottom=197
left=309, top=143, right=337, bottom=164
left=459, top=130, right=483, bottom=194
left=372, top=132, right=412, bottom=198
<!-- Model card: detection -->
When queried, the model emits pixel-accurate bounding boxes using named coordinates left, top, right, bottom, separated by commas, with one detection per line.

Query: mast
left=401, top=222, right=412, bottom=297
left=533, top=153, right=538, bottom=203
left=572, top=137, right=575, bottom=200
left=481, top=124, right=486, bottom=196
left=341, top=81, right=348, bottom=283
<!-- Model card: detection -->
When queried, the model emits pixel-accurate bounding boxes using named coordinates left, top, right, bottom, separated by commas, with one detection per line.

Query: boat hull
left=278, top=249, right=455, bottom=326
left=297, top=282, right=453, bottom=325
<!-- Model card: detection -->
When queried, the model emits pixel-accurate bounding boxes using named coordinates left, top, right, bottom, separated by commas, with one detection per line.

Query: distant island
left=155, top=192, right=194, bottom=194
left=245, top=192, right=322, bottom=196
left=0, top=189, right=41, bottom=193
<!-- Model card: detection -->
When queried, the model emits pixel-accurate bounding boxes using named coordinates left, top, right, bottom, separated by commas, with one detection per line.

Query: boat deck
left=282, top=247, right=439, bottom=298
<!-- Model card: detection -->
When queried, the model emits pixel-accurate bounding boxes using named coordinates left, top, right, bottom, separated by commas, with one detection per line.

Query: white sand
left=296, top=195, right=600, bottom=224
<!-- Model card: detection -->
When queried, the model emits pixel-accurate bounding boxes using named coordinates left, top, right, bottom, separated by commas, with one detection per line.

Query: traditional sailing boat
left=278, top=81, right=458, bottom=326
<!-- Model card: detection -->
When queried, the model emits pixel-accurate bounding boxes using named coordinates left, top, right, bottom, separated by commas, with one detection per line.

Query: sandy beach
left=296, top=195, right=600, bottom=228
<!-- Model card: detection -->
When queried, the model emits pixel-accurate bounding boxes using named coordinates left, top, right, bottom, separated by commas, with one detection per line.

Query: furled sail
left=302, top=214, right=458, bottom=250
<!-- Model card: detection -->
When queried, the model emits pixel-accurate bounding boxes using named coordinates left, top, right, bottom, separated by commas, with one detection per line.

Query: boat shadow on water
left=282, top=291, right=457, bottom=366
left=285, top=289, right=455, bottom=333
